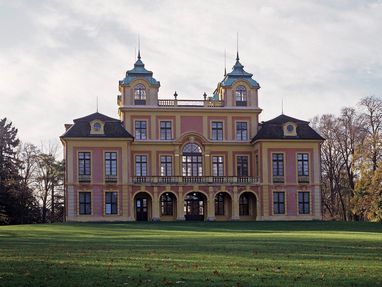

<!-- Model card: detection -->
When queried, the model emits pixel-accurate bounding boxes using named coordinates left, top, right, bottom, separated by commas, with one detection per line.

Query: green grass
left=0, top=222, right=381, bottom=286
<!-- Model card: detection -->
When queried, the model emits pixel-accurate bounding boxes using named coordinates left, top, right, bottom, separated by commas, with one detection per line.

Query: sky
left=1, top=0, right=382, bottom=148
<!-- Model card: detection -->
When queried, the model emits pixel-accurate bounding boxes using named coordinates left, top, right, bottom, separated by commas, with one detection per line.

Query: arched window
left=182, top=143, right=202, bottom=177
left=235, top=86, right=247, bottom=106
left=134, top=84, right=146, bottom=105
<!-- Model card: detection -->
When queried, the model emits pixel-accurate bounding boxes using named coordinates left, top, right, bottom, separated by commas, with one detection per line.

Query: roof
left=251, top=114, right=324, bottom=142
left=220, top=53, right=260, bottom=88
left=119, top=51, right=160, bottom=87
left=61, top=112, right=133, bottom=139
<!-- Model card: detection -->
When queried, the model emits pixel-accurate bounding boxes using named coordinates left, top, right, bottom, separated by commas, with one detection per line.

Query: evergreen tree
left=0, top=118, right=21, bottom=224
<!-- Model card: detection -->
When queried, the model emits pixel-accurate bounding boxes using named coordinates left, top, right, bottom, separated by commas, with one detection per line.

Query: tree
left=35, top=146, right=64, bottom=223
left=0, top=118, right=21, bottom=224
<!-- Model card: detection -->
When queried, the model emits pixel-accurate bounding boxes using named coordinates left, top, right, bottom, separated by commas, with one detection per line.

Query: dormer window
left=235, top=86, right=247, bottom=106
left=90, top=120, right=104, bottom=135
left=93, top=122, right=101, bottom=132
left=283, top=122, right=297, bottom=137
left=134, top=84, right=146, bottom=105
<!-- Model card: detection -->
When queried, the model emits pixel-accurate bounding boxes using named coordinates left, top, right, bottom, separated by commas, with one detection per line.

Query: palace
left=61, top=50, right=324, bottom=221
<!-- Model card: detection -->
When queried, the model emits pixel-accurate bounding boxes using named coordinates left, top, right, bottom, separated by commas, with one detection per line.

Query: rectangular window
left=105, top=191, right=118, bottom=215
left=237, top=156, right=248, bottom=176
left=236, top=122, right=248, bottom=141
left=79, top=192, right=91, bottom=215
left=272, top=153, right=284, bottom=176
left=212, top=156, right=224, bottom=176
left=273, top=192, right=285, bottom=214
left=298, top=192, right=310, bottom=214
left=160, top=155, right=172, bottom=176
left=78, top=152, right=91, bottom=176
left=135, top=120, right=147, bottom=140
left=135, top=155, right=147, bottom=176
left=297, top=153, right=309, bottom=176
left=211, top=121, right=223, bottom=140
left=160, top=121, right=172, bottom=140
left=105, top=152, right=117, bottom=176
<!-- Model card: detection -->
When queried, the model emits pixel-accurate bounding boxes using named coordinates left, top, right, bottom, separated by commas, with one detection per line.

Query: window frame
left=104, top=152, right=117, bottom=177
left=78, top=191, right=92, bottom=215
left=160, top=121, right=172, bottom=140
left=104, top=191, right=118, bottom=215
left=135, top=120, right=147, bottom=140
left=273, top=191, right=286, bottom=215
left=211, top=121, right=224, bottom=141
left=160, top=155, right=173, bottom=176
left=78, top=152, right=91, bottom=176
left=182, top=143, right=203, bottom=177
left=235, top=85, right=248, bottom=106
left=134, top=84, right=146, bottom=105
left=297, top=153, right=310, bottom=177
left=236, top=121, right=248, bottom=141
left=135, top=155, right=148, bottom=176
left=298, top=191, right=311, bottom=215
left=236, top=155, right=249, bottom=177
left=212, top=156, right=224, bottom=177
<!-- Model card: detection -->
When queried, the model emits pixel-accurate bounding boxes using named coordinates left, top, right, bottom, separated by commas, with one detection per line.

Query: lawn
left=0, top=222, right=381, bottom=287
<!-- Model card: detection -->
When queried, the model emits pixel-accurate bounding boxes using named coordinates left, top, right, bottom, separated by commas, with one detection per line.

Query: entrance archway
left=214, top=192, right=232, bottom=220
left=184, top=192, right=207, bottom=221
left=159, top=192, right=177, bottom=221
left=134, top=192, right=152, bottom=221
left=239, top=192, right=257, bottom=220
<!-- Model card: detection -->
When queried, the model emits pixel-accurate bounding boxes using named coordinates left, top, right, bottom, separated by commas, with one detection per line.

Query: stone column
left=207, top=187, right=216, bottom=221
left=152, top=187, right=160, bottom=221
left=231, top=187, right=240, bottom=220
left=176, top=187, right=185, bottom=220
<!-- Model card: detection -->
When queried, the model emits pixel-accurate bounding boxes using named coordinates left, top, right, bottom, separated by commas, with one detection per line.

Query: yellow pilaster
left=207, top=187, right=215, bottom=221
left=152, top=186, right=160, bottom=221
left=128, top=186, right=135, bottom=221
left=232, top=186, right=240, bottom=220
left=176, top=186, right=185, bottom=220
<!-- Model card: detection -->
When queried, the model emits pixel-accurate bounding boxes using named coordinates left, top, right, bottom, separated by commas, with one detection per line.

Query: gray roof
left=251, top=114, right=324, bottom=142
left=119, top=51, right=160, bottom=87
left=220, top=53, right=260, bottom=88
left=61, top=112, right=133, bottom=139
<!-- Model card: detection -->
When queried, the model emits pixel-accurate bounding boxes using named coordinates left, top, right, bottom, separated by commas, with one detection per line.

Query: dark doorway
left=135, top=193, right=151, bottom=221
left=184, top=192, right=206, bottom=221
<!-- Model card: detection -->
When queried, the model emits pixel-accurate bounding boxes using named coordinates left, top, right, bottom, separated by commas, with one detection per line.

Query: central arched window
left=134, top=84, right=146, bottom=105
left=235, top=85, right=247, bottom=106
left=182, top=143, right=202, bottom=177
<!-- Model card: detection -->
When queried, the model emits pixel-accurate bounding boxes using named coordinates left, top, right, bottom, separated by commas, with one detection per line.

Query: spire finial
left=224, top=49, right=227, bottom=76
left=281, top=97, right=284, bottom=115
left=236, top=32, right=239, bottom=61
left=137, top=34, right=141, bottom=59
left=96, top=96, right=99, bottom=113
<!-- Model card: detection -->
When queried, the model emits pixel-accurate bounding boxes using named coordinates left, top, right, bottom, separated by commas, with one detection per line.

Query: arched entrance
left=239, top=192, right=257, bottom=220
left=160, top=192, right=177, bottom=221
left=184, top=192, right=207, bottom=221
left=134, top=192, right=152, bottom=221
left=215, top=192, right=232, bottom=220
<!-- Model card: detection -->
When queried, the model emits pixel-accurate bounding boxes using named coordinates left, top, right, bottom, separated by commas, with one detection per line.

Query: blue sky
left=0, top=0, right=381, bottom=147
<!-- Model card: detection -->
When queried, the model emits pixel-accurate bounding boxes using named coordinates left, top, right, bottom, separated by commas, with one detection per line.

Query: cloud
left=0, top=0, right=381, bottom=149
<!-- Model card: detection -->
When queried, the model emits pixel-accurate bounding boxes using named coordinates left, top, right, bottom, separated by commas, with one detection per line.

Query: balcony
left=131, top=176, right=259, bottom=185
left=272, top=176, right=285, bottom=184
left=298, top=176, right=310, bottom=184
left=157, top=99, right=224, bottom=108
left=78, top=175, right=91, bottom=183
left=105, top=175, right=118, bottom=184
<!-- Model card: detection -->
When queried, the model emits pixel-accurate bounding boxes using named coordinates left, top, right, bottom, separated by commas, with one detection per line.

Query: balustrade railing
left=158, top=99, right=225, bottom=107
left=131, top=176, right=259, bottom=185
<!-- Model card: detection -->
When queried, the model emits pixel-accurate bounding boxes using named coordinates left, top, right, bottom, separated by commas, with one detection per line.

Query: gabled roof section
left=220, top=52, right=260, bottom=88
left=61, top=112, right=133, bottom=139
left=119, top=51, right=160, bottom=87
left=251, top=114, right=324, bottom=142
